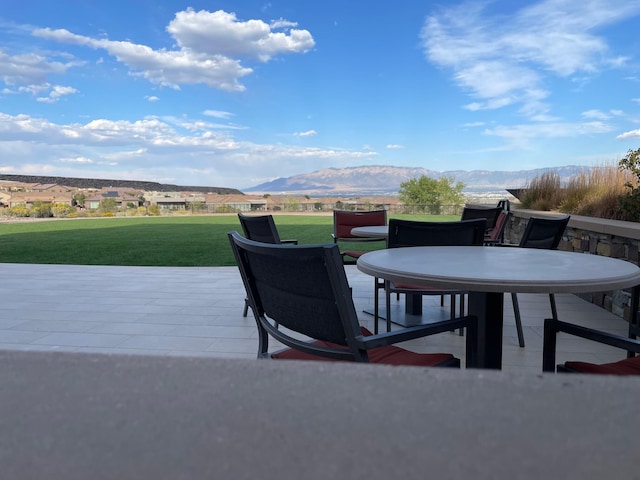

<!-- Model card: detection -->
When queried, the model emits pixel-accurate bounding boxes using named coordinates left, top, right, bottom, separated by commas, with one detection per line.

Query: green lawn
left=0, top=214, right=458, bottom=266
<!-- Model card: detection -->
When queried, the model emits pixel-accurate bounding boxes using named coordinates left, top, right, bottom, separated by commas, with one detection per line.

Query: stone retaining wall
left=505, top=210, right=640, bottom=322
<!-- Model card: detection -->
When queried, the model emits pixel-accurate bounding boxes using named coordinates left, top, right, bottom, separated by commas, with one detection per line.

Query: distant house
left=7, top=184, right=74, bottom=207
left=201, top=194, right=267, bottom=212
left=84, top=189, right=142, bottom=209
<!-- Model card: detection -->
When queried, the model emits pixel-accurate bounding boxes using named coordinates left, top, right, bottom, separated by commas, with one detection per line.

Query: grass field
left=0, top=214, right=458, bottom=266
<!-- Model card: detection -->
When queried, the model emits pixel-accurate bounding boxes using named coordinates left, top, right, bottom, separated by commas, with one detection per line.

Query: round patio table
left=357, top=245, right=640, bottom=369
left=351, top=225, right=389, bottom=238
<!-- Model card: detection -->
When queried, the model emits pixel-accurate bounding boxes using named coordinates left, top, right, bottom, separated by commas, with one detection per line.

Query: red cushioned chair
left=228, top=231, right=478, bottom=367
left=483, top=210, right=510, bottom=245
left=461, top=205, right=502, bottom=238
left=543, top=286, right=640, bottom=375
left=331, top=210, right=387, bottom=264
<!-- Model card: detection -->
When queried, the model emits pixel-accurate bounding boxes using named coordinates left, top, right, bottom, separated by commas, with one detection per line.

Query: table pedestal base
left=364, top=302, right=453, bottom=327
left=468, top=292, right=504, bottom=370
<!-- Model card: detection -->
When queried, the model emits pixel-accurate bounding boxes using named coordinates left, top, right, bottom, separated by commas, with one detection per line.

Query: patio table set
left=236, top=208, right=640, bottom=374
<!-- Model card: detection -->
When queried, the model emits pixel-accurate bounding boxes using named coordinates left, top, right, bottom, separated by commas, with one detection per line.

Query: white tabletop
left=357, top=246, right=640, bottom=294
left=350, top=225, right=388, bottom=238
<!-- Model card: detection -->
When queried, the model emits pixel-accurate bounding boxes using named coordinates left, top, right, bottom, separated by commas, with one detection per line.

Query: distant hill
left=244, top=165, right=592, bottom=196
left=0, top=174, right=242, bottom=195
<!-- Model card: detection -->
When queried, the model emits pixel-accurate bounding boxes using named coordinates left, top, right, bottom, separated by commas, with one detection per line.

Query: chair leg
left=373, top=278, right=380, bottom=335
left=243, top=298, right=249, bottom=317
left=385, top=285, right=392, bottom=332
left=511, top=292, right=525, bottom=348
left=458, top=293, right=465, bottom=336
left=450, top=294, right=456, bottom=319
left=549, top=293, right=558, bottom=320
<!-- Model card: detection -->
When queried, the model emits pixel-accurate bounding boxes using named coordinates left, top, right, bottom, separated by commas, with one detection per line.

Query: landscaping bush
left=520, top=161, right=639, bottom=221
left=51, top=203, right=76, bottom=218
left=617, top=147, right=640, bottom=221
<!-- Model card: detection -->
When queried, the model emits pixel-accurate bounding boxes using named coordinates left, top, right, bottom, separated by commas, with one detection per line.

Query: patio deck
left=0, top=262, right=632, bottom=372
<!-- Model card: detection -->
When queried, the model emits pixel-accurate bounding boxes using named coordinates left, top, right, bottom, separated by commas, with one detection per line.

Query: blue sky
left=1, top=1, right=640, bottom=190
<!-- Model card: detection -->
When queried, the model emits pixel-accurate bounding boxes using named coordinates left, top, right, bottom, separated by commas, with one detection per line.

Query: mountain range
left=244, top=165, right=591, bottom=196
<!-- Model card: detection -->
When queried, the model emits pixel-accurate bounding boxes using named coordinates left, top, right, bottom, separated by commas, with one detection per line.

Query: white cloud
left=421, top=0, right=640, bottom=119
left=0, top=111, right=375, bottom=188
left=32, top=8, right=314, bottom=92
left=36, top=85, right=78, bottom=103
left=294, top=130, right=317, bottom=137
left=146, top=95, right=159, bottom=102
left=617, top=129, right=640, bottom=140
left=59, top=156, right=94, bottom=164
left=386, top=144, right=405, bottom=149
left=582, top=109, right=626, bottom=121
left=484, top=120, right=614, bottom=147
left=0, top=48, right=83, bottom=85
left=2, top=82, right=77, bottom=103
left=582, top=109, right=611, bottom=120
left=203, top=110, right=234, bottom=119
left=167, top=9, right=315, bottom=62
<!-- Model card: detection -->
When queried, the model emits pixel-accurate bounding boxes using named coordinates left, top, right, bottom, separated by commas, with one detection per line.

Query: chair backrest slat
left=387, top=218, right=487, bottom=249
left=519, top=216, right=570, bottom=250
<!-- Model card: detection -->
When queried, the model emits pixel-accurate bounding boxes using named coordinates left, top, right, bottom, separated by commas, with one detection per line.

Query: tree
left=98, top=198, right=118, bottom=214
left=398, top=175, right=465, bottom=214
left=73, top=193, right=85, bottom=207
left=618, top=147, right=640, bottom=221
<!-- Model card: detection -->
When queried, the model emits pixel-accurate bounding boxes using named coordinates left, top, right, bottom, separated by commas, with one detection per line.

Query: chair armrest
left=281, top=239, right=298, bottom=245
left=356, top=316, right=479, bottom=368
left=356, top=316, right=476, bottom=348
left=335, top=237, right=385, bottom=243
left=543, top=318, right=640, bottom=372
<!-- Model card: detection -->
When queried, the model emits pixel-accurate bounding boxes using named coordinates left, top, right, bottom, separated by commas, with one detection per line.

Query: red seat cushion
left=273, top=326, right=455, bottom=367
left=564, top=356, right=640, bottom=375
left=342, top=250, right=365, bottom=259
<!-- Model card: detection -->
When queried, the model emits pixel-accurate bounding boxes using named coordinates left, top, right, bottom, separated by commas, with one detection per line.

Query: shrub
left=215, top=205, right=237, bottom=213
left=617, top=147, right=640, bottom=221
left=98, top=198, right=118, bottom=214
left=51, top=203, right=76, bottom=218
left=147, top=204, right=161, bottom=216
left=6, top=205, right=30, bottom=217
left=31, top=202, right=53, bottom=218
left=520, top=163, right=638, bottom=220
left=560, top=166, right=631, bottom=218
left=520, top=172, right=562, bottom=210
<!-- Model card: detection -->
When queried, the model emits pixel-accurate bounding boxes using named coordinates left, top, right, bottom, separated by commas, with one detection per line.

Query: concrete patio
left=0, top=262, right=632, bottom=371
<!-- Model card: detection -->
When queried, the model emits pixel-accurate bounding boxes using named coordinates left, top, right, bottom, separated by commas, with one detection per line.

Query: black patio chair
left=238, top=213, right=298, bottom=246
left=228, top=231, right=478, bottom=367
left=543, top=285, right=640, bottom=374
left=380, top=218, right=486, bottom=334
left=504, top=215, right=570, bottom=348
left=237, top=213, right=298, bottom=316
left=461, top=205, right=503, bottom=237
